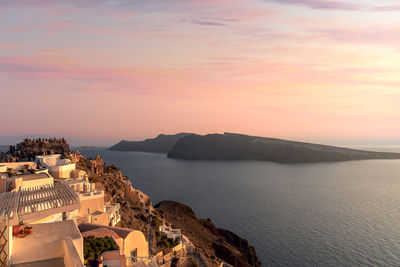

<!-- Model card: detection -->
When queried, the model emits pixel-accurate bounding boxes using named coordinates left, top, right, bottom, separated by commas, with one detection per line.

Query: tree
left=83, top=236, right=119, bottom=261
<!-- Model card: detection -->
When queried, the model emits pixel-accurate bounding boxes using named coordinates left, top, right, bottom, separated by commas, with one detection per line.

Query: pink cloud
left=0, top=42, right=23, bottom=49
left=34, top=49, right=66, bottom=54
left=0, top=56, right=209, bottom=96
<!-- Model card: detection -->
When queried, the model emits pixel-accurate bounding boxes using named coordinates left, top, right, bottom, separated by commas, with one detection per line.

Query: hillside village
left=0, top=138, right=232, bottom=267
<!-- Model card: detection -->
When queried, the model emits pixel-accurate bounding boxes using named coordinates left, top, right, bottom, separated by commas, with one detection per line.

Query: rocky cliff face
left=168, top=133, right=400, bottom=163
left=155, top=201, right=261, bottom=267
left=109, top=133, right=193, bottom=153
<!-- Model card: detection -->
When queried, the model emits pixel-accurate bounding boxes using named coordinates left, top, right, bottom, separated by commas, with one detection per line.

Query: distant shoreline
left=106, top=132, right=400, bottom=163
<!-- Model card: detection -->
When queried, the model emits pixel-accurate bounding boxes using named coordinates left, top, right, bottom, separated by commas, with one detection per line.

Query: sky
left=1, top=0, right=400, bottom=146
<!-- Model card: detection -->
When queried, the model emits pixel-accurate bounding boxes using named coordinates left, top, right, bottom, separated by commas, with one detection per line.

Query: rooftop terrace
left=11, top=220, right=83, bottom=267
left=0, top=181, right=80, bottom=225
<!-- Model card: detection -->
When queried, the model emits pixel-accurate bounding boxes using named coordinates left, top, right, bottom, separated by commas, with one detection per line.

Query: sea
left=73, top=146, right=400, bottom=266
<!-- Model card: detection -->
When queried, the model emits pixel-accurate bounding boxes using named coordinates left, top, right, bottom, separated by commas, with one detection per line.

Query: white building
left=159, top=225, right=182, bottom=240
left=36, top=154, right=84, bottom=179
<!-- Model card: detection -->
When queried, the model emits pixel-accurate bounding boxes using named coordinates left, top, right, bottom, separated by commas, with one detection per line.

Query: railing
left=186, top=246, right=213, bottom=267
left=106, top=203, right=120, bottom=212
left=80, top=190, right=103, bottom=197
left=198, top=252, right=213, bottom=267
left=127, top=257, right=159, bottom=267
left=110, top=214, right=121, bottom=226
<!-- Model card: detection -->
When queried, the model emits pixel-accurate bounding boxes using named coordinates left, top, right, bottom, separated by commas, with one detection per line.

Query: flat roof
left=11, top=220, right=83, bottom=266
left=19, top=173, right=51, bottom=181
left=0, top=181, right=80, bottom=225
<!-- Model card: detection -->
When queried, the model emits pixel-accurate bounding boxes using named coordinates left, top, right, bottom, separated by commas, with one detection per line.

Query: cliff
left=168, top=133, right=400, bottom=163
left=1, top=138, right=69, bottom=162
left=155, top=201, right=261, bottom=267
left=109, top=133, right=193, bottom=153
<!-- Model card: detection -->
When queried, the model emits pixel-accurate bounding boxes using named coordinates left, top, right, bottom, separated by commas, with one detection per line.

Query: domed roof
left=78, top=223, right=133, bottom=239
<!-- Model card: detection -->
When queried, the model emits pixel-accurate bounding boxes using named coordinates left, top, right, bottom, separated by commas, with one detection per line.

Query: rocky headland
left=109, top=133, right=193, bottom=153
left=155, top=201, right=261, bottom=267
left=167, top=133, right=400, bottom=163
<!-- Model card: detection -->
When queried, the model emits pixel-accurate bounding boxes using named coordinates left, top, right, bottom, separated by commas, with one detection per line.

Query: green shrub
left=83, top=236, right=119, bottom=261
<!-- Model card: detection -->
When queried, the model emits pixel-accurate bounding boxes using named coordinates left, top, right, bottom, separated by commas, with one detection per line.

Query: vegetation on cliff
left=168, top=133, right=400, bottom=163
left=83, top=236, right=119, bottom=261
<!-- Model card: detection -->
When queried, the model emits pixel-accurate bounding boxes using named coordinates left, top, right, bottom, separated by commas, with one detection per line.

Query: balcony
left=106, top=203, right=121, bottom=226
left=106, top=203, right=120, bottom=213
left=127, top=258, right=159, bottom=267
left=115, top=213, right=121, bottom=223
left=78, top=190, right=104, bottom=200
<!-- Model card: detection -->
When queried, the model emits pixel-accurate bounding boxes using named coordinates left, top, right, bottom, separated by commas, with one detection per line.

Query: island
left=167, top=133, right=400, bottom=163
left=109, top=133, right=193, bottom=153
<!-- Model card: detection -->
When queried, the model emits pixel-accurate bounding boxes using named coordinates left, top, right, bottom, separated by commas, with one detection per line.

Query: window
left=5, top=181, right=12, bottom=192
left=87, top=208, right=91, bottom=214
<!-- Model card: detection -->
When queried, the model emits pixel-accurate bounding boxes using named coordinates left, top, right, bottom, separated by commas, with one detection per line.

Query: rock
left=89, top=154, right=104, bottom=174
left=109, top=133, right=194, bottom=153
left=168, top=132, right=400, bottom=163
left=155, top=200, right=261, bottom=267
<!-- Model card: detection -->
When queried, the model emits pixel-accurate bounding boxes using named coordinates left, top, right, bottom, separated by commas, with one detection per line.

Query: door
left=130, top=249, right=138, bottom=263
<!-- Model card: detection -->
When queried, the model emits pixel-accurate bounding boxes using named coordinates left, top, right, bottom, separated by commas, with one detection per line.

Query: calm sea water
left=79, top=147, right=400, bottom=267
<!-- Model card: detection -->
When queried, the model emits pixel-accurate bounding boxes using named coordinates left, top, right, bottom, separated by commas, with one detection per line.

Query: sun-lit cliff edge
left=167, top=133, right=400, bottom=163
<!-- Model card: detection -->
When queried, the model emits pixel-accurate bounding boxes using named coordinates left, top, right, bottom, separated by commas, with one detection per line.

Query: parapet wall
left=48, top=163, right=76, bottom=178
left=0, top=162, right=36, bottom=170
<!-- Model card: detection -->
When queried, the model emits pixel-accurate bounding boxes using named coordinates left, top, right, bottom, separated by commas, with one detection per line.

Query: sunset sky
left=1, top=0, right=400, bottom=146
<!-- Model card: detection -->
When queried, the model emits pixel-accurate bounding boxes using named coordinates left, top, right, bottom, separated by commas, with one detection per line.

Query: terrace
left=11, top=220, right=83, bottom=267
left=106, top=203, right=121, bottom=226
left=0, top=181, right=80, bottom=225
left=78, top=189, right=104, bottom=200
left=159, top=226, right=182, bottom=240
left=0, top=182, right=82, bottom=266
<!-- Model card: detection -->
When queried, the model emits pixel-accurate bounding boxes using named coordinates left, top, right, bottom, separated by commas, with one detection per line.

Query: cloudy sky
left=1, top=0, right=400, bottom=145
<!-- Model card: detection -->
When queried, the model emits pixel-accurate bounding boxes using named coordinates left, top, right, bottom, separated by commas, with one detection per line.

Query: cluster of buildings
left=0, top=153, right=201, bottom=267
left=0, top=155, right=151, bottom=267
